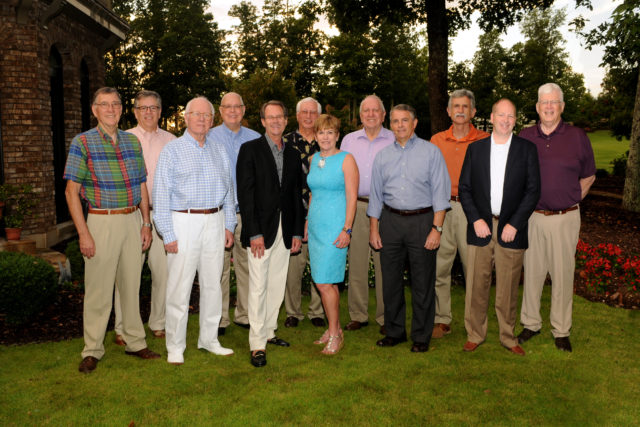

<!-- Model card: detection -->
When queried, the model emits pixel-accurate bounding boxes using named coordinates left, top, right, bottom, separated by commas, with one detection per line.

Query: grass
left=1, top=284, right=639, bottom=426
left=588, top=130, right=630, bottom=172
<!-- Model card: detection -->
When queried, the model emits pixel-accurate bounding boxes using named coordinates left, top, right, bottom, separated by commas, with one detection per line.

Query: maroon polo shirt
left=519, top=120, right=596, bottom=211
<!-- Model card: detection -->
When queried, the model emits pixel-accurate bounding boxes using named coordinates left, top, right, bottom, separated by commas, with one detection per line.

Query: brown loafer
left=432, top=323, right=451, bottom=338
left=509, top=345, right=526, bottom=356
left=345, top=320, right=368, bottom=331
left=114, top=334, right=126, bottom=346
left=151, top=329, right=166, bottom=338
left=125, top=347, right=161, bottom=359
left=78, top=356, right=98, bottom=373
left=463, top=341, right=479, bottom=352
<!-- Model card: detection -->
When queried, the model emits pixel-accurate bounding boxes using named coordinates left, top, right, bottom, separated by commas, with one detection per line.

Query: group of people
left=65, top=81, right=595, bottom=373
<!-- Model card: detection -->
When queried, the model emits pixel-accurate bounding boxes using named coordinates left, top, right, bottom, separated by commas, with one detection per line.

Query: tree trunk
left=426, top=0, right=449, bottom=137
left=623, top=67, right=640, bottom=212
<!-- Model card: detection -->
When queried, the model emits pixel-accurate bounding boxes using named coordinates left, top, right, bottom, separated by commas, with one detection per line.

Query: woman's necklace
left=318, top=149, right=336, bottom=169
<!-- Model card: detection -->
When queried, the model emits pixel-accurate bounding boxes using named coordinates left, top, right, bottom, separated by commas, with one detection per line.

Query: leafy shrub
left=0, top=251, right=58, bottom=324
left=65, top=239, right=84, bottom=285
left=611, top=150, right=628, bottom=177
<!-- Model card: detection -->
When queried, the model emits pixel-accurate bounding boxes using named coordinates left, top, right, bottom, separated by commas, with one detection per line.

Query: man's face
left=536, top=90, right=565, bottom=128
left=261, top=104, right=288, bottom=139
left=490, top=100, right=516, bottom=139
left=296, top=100, right=319, bottom=133
left=219, top=93, right=245, bottom=128
left=92, top=92, right=122, bottom=129
left=390, top=109, right=417, bottom=144
left=360, top=97, right=385, bottom=131
left=184, top=98, right=213, bottom=138
left=447, top=96, right=475, bottom=126
left=133, top=96, right=161, bottom=131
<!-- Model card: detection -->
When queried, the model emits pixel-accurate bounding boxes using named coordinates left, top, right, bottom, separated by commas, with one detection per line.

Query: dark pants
left=379, top=209, right=436, bottom=344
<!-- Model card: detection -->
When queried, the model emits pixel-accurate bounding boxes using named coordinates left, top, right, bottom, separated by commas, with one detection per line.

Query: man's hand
left=501, top=224, right=517, bottom=243
left=79, top=232, right=96, bottom=258
left=473, top=219, right=491, bottom=238
left=424, top=229, right=441, bottom=250
left=370, top=229, right=383, bottom=250
left=224, top=230, right=234, bottom=248
left=165, top=241, right=178, bottom=254
left=141, top=226, right=152, bottom=251
left=250, top=237, right=265, bottom=259
left=291, top=237, right=302, bottom=254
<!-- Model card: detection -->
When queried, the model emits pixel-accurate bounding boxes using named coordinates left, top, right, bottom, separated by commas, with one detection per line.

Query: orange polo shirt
left=430, top=124, right=489, bottom=197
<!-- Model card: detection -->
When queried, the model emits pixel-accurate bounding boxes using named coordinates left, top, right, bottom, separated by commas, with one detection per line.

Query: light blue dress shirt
left=153, top=129, right=237, bottom=243
left=207, top=124, right=260, bottom=210
left=367, top=134, right=451, bottom=219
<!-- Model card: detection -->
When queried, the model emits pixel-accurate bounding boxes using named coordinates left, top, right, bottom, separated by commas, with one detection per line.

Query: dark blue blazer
left=458, top=135, right=540, bottom=249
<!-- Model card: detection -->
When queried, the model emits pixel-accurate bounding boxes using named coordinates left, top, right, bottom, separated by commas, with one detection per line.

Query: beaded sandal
left=314, top=328, right=343, bottom=345
left=321, top=333, right=344, bottom=355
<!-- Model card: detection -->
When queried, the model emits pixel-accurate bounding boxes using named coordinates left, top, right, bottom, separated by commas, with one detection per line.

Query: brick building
left=0, top=0, right=128, bottom=247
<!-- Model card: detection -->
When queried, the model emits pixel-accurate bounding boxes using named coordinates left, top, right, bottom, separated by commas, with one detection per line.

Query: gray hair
left=360, top=94, right=386, bottom=113
left=538, top=83, right=564, bottom=102
left=390, top=104, right=416, bottom=120
left=184, top=96, right=215, bottom=116
left=92, top=87, right=121, bottom=104
left=221, top=92, right=245, bottom=106
left=134, top=90, right=162, bottom=108
left=296, top=97, right=321, bottom=114
left=448, top=89, right=476, bottom=110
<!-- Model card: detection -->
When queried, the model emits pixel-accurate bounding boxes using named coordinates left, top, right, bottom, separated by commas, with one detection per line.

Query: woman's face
left=316, top=127, right=339, bottom=152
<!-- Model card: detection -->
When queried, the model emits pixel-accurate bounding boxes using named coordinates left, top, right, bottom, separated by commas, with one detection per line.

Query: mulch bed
left=1, top=176, right=638, bottom=345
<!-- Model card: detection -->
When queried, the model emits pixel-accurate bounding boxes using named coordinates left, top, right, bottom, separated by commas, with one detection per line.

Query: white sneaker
left=167, top=353, right=184, bottom=365
left=200, top=341, right=234, bottom=356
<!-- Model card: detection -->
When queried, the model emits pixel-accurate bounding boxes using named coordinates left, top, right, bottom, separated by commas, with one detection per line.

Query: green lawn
left=1, top=285, right=639, bottom=426
left=588, top=130, right=630, bottom=172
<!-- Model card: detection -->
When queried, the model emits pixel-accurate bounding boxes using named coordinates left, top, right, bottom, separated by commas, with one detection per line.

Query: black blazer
left=459, top=135, right=540, bottom=249
left=237, top=136, right=304, bottom=249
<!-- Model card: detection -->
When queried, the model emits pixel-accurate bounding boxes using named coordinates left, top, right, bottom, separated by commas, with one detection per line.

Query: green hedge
left=0, top=251, right=58, bottom=324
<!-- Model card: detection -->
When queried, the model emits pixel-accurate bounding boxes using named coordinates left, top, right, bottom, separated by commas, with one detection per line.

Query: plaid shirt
left=63, top=126, right=147, bottom=208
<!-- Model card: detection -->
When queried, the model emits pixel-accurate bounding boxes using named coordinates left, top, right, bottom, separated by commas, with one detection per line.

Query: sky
left=208, top=0, right=619, bottom=96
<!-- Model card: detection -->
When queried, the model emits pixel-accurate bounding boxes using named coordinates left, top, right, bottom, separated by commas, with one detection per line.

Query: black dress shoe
left=284, top=316, right=299, bottom=328
left=218, top=327, right=226, bottom=336
left=251, top=350, right=267, bottom=367
left=517, top=328, right=540, bottom=344
left=233, top=321, right=250, bottom=329
left=379, top=325, right=387, bottom=336
left=376, top=336, right=407, bottom=347
left=310, top=317, right=326, bottom=327
left=555, top=337, right=572, bottom=352
left=411, top=342, right=429, bottom=353
left=267, top=337, right=290, bottom=347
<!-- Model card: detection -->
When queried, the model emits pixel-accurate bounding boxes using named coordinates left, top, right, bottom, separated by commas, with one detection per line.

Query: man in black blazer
left=237, top=100, right=304, bottom=368
left=458, top=98, right=540, bottom=356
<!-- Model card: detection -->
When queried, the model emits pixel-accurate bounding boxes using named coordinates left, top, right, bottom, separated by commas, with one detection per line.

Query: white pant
left=165, top=211, right=225, bottom=358
left=247, top=221, right=290, bottom=351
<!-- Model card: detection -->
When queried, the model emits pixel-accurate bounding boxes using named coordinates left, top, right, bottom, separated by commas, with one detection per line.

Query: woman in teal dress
left=306, top=114, right=358, bottom=355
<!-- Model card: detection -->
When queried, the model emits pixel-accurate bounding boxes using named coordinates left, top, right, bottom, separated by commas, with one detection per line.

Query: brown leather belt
left=534, top=206, right=578, bottom=216
left=357, top=196, right=369, bottom=203
left=450, top=196, right=460, bottom=202
left=492, top=215, right=500, bottom=220
left=384, top=204, right=433, bottom=216
left=174, top=206, right=222, bottom=214
left=88, top=206, right=137, bottom=215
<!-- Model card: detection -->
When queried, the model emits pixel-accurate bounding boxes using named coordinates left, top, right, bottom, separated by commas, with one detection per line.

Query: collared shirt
left=490, top=134, right=512, bottom=216
left=152, top=129, right=236, bottom=243
left=207, top=123, right=260, bottom=209
left=127, top=125, right=176, bottom=202
left=368, top=134, right=451, bottom=218
left=519, top=120, right=596, bottom=210
left=283, top=130, right=319, bottom=210
left=63, top=126, right=146, bottom=209
left=265, top=133, right=284, bottom=183
left=341, top=127, right=394, bottom=197
left=430, top=124, right=489, bottom=197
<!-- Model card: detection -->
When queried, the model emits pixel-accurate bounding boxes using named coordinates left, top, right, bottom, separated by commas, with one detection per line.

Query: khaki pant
left=284, top=242, right=324, bottom=319
left=82, top=210, right=147, bottom=359
left=521, top=209, right=580, bottom=338
left=114, top=221, right=167, bottom=334
left=221, top=213, right=250, bottom=326
left=347, top=200, right=384, bottom=325
left=435, top=200, right=469, bottom=325
left=464, top=218, right=524, bottom=348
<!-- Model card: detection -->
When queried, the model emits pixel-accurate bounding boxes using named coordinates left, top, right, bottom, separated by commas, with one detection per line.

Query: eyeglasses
left=265, top=115, right=285, bottom=121
left=136, top=105, right=160, bottom=112
left=94, top=101, right=122, bottom=109
left=299, top=110, right=318, bottom=116
left=187, top=112, right=213, bottom=119
left=538, top=100, right=563, bottom=106
left=220, top=104, right=244, bottom=110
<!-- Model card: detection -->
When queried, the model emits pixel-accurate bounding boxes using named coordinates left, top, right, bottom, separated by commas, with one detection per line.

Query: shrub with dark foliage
left=0, top=251, right=58, bottom=324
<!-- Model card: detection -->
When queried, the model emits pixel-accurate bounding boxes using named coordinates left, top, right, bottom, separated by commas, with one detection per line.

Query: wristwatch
left=432, top=224, right=443, bottom=233
left=143, top=222, right=153, bottom=228
left=342, top=227, right=352, bottom=235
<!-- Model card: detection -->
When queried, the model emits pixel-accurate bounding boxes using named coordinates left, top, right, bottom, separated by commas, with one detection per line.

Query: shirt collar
left=265, top=133, right=284, bottom=152
left=185, top=129, right=209, bottom=147
left=134, top=125, right=159, bottom=137
left=394, top=133, right=418, bottom=149
left=535, top=119, right=566, bottom=138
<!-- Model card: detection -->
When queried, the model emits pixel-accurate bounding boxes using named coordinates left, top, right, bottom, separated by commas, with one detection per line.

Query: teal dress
left=307, top=151, right=348, bottom=284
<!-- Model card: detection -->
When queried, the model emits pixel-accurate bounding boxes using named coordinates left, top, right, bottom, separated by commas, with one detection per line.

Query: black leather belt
left=384, top=204, right=433, bottom=216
